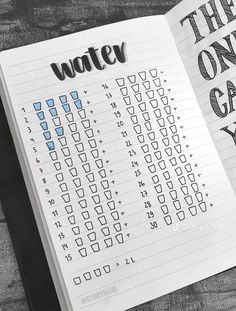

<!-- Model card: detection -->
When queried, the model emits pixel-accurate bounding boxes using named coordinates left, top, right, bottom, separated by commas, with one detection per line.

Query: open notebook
left=1, top=0, right=236, bottom=310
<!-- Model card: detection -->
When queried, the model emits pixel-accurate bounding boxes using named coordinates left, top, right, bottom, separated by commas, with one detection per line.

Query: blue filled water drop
left=49, top=108, right=58, bottom=117
left=59, top=95, right=67, bottom=103
left=43, top=131, right=51, bottom=140
left=62, top=104, right=71, bottom=113
left=46, top=141, right=55, bottom=151
left=40, top=121, right=48, bottom=130
left=55, top=127, right=64, bottom=136
left=36, top=111, right=45, bottom=120
left=70, top=91, right=79, bottom=100
left=46, top=99, right=54, bottom=107
left=74, top=100, right=82, bottom=109
left=33, top=102, right=42, bottom=111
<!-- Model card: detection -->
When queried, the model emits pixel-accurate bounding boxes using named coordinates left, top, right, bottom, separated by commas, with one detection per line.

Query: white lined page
left=167, top=0, right=236, bottom=193
left=1, top=15, right=236, bottom=311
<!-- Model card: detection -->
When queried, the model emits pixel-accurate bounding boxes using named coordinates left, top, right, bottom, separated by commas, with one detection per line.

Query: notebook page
left=167, top=0, right=236, bottom=193
left=1, top=15, right=236, bottom=311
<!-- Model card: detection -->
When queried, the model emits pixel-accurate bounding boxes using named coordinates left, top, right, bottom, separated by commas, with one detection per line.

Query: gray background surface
left=0, top=0, right=236, bottom=310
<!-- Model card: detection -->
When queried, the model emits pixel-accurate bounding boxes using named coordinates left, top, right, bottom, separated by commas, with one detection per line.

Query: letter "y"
left=221, top=121, right=236, bottom=145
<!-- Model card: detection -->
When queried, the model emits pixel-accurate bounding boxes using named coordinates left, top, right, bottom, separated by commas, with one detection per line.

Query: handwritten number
left=150, top=221, right=158, bottom=230
left=110, top=102, right=117, bottom=109
left=147, top=211, right=155, bottom=218
left=117, top=121, right=124, bottom=127
left=48, top=199, right=55, bottom=206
